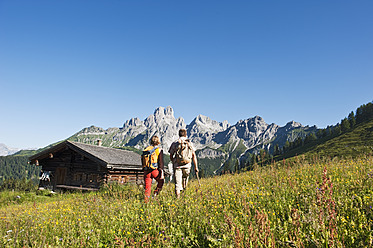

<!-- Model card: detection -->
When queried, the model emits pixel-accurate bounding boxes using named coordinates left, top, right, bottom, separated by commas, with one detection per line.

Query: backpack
left=175, top=139, right=193, bottom=166
left=141, top=146, right=160, bottom=170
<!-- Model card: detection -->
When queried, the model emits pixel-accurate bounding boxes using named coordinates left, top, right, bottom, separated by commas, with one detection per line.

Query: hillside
left=306, top=119, right=373, bottom=157
left=0, top=156, right=40, bottom=184
left=275, top=119, right=373, bottom=161
left=1, top=155, right=372, bottom=247
left=1, top=101, right=371, bottom=182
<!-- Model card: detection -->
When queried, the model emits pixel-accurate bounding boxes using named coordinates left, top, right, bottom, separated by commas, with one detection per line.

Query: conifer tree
left=341, top=118, right=351, bottom=132
left=274, top=144, right=280, bottom=155
left=348, top=111, right=356, bottom=128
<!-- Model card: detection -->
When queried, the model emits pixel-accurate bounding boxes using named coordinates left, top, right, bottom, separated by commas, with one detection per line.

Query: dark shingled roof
left=70, top=141, right=141, bottom=167
left=29, top=140, right=142, bottom=170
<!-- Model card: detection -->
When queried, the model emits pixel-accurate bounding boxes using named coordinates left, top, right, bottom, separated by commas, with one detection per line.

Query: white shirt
left=169, top=137, right=195, bottom=169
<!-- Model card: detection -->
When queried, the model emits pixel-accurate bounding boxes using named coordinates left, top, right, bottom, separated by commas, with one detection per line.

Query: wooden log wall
left=38, top=146, right=144, bottom=190
left=107, top=170, right=144, bottom=185
left=39, top=148, right=105, bottom=189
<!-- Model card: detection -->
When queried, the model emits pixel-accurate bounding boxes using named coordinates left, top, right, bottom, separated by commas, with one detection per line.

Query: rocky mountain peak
left=251, top=115, right=265, bottom=124
left=0, top=143, right=20, bottom=156
left=149, top=106, right=177, bottom=126
left=123, top=117, right=143, bottom=128
left=154, top=106, right=174, bottom=118
left=186, top=114, right=230, bottom=149
left=195, top=114, right=210, bottom=123
left=165, top=106, right=174, bottom=116
left=154, top=106, right=165, bottom=118
left=70, top=107, right=313, bottom=159
left=221, top=120, right=230, bottom=130
left=189, top=114, right=230, bottom=131
left=283, top=121, right=303, bottom=131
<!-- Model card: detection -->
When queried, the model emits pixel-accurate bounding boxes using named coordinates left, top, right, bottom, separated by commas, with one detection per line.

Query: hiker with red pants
left=142, top=135, right=164, bottom=202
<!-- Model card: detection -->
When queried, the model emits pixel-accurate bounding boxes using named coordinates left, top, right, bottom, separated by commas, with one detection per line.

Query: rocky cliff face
left=69, top=106, right=315, bottom=159
left=187, top=114, right=230, bottom=150
left=72, top=106, right=186, bottom=151
left=214, top=116, right=278, bottom=147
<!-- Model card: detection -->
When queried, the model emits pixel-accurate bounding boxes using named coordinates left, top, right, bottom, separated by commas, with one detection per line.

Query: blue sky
left=0, top=1, right=372, bottom=149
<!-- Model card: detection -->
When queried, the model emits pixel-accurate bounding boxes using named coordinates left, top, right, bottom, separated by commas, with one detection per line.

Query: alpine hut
left=29, top=140, right=143, bottom=191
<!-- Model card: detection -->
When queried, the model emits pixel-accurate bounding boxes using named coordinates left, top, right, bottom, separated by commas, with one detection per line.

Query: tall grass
left=1, top=155, right=373, bottom=247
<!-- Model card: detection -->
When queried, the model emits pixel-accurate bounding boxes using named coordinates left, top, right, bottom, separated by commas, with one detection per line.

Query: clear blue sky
left=1, top=1, right=372, bottom=149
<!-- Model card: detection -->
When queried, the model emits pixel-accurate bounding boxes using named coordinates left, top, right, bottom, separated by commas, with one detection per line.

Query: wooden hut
left=29, top=140, right=143, bottom=191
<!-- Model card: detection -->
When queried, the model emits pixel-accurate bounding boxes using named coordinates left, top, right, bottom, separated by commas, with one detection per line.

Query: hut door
left=56, top=167, right=67, bottom=185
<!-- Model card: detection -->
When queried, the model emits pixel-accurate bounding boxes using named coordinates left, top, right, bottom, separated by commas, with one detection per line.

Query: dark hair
left=150, top=135, right=160, bottom=146
left=178, top=129, right=187, bottom=137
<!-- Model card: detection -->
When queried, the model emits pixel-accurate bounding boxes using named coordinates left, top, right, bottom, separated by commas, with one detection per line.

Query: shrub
left=0, top=178, right=37, bottom=192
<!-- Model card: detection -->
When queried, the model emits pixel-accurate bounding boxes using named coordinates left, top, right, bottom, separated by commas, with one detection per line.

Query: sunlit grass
left=1, top=155, right=373, bottom=247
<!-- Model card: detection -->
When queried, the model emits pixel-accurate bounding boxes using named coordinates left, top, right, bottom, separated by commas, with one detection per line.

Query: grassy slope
left=275, top=119, right=373, bottom=161
left=306, top=120, right=373, bottom=158
left=1, top=155, right=372, bottom=247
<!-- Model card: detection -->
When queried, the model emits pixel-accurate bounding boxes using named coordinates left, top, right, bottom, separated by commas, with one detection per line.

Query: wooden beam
left=56, top=185, right=98, bottom=191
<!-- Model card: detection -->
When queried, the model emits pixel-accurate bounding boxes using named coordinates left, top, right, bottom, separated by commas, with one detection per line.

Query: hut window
left=88, top=174, right=98, bottom=183
left=73, top=173, right=80, bottom=182
left=73, top=173, right=87, bottom=182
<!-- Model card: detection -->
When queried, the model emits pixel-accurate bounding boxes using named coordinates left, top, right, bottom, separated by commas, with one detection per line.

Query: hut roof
left=29, top=140, right=142, bottom=170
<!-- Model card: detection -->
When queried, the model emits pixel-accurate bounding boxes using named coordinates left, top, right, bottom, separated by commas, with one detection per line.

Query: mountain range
left=0, top=143, right=20, bottom=156
left=68, top=106, right=318, bottom=173
left=2, top=103, right=372, bottom=180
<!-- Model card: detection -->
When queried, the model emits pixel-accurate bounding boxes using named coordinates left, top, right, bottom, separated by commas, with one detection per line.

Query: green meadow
left=1, top=155, right=373, bottom=247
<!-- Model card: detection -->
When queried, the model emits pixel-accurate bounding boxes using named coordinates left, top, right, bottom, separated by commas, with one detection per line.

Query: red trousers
left=144, top=169, right=164, bottom=200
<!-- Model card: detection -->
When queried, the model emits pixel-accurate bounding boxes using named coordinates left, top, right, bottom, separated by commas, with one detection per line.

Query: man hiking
left=169, top=129, right=199, bottom=198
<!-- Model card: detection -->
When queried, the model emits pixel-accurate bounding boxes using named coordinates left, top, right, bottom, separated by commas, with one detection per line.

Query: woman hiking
left=142, top=135, right=164, bottom=202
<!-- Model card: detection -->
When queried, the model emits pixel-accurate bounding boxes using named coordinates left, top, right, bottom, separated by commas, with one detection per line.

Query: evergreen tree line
left=220, top=149, right=274, bottom=175
left=229, top=101, right=373, bottom=172
left=244, top=149, right=273, bottom=171
left=0, top=156, right=41, bottom=188
left=273, top=101, right=373, bottom=155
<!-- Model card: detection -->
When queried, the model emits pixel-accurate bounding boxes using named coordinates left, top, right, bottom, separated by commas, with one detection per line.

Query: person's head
left=150, top=135, right=161, bottom=146
left=178, top=129, right=187, bottom=137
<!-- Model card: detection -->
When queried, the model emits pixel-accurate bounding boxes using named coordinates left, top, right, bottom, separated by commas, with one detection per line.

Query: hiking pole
left=196, top=171, right=201, bottom=187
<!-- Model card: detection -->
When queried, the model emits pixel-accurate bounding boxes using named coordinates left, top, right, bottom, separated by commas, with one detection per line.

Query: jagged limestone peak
left=165, top=106, right=174, bottom=116
left=285, top=120, right=303, bottom=128
left=69, top=107, right=313, bottom=159
left=123, top=117, right=143, bottom=128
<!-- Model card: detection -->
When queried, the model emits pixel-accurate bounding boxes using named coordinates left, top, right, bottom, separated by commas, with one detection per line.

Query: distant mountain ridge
left=2, top=102, right=371, bottom=180
left=68, top=106, right=317, bottom=168
left=0, top=143, right=20, bottom=156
